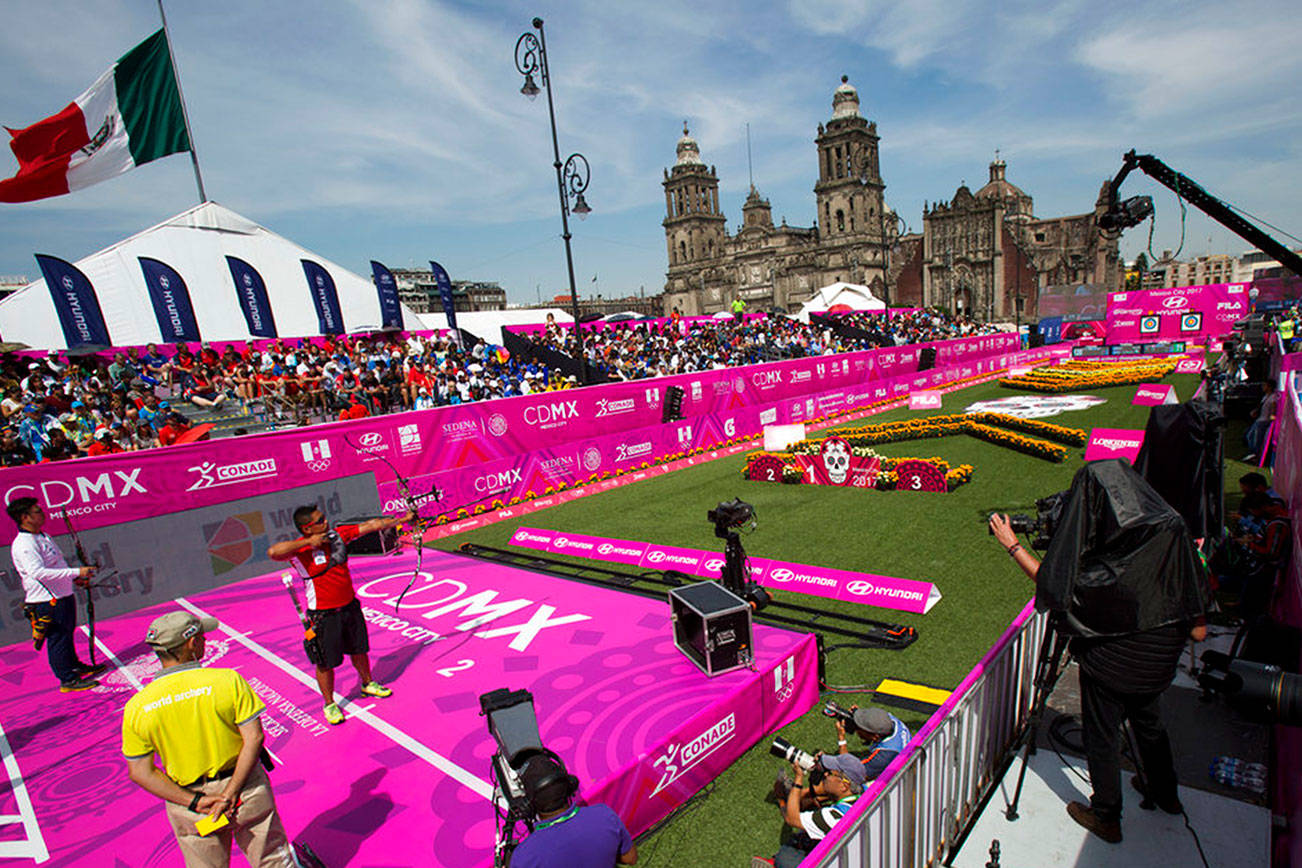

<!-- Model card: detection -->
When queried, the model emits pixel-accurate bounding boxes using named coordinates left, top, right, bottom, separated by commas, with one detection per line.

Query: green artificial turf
left=441, top=372, right=1212, bottom=866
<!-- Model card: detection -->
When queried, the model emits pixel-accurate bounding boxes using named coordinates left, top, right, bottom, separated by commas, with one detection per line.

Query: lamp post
left=879, top=210, right=907, bottom=310
left=515, top=17, right=591, bottom=384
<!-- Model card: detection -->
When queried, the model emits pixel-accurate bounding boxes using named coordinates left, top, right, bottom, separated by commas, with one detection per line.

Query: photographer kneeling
left=988, top=460, right=1209, bottom=844
left=760, top=763, right=858, bottom=868
left=817, top=705, right=910, bottom=789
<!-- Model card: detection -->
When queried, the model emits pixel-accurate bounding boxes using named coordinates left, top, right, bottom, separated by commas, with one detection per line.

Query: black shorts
left=306, top=598, right=369, bottom=670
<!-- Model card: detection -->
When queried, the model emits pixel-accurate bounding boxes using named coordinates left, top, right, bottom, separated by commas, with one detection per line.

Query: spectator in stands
left=1, top=387, right=24, bottom=420
left=0, top=427, right=36, bottom=466
left=18, top=404, right=52, bottom=459
left=1229, top=492, right=1292, bottom=618
left=43, top=428, right=79, bottom=461
left=508, top=755, right=637, bottom=868
left=815, top=706, right=910, bottom=788
left=157, top=412, right=192, bottom=447
left=759, top=763, right=858, bottom=868
left=87, top=428, right=125, bottom=457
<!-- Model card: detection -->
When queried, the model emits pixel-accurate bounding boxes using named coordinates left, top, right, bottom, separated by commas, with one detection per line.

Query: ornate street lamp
left=515, top=17, right=591, bottom=384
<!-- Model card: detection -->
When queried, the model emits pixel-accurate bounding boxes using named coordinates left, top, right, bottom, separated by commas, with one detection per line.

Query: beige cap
left=145, top=611, right=218, bottom=649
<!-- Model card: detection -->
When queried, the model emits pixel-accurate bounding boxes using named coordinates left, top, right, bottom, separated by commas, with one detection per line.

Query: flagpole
left=155, top=0, right=207, bottom=203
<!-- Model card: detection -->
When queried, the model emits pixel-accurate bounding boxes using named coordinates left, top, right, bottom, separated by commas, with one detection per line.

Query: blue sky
left=0, top=0, right=1298, bottom=304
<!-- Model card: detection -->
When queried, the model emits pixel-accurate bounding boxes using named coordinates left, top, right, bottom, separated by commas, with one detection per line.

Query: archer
left=266, top=505, right=413, bottom=726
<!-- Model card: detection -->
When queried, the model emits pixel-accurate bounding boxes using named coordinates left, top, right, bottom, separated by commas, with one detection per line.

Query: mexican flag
left=0, top=30, right=190, bottom=203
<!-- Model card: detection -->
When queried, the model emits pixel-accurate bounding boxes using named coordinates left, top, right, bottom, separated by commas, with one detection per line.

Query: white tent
left=0, top=201, right=432, bottom=349
left=796, top=281, right=885, bottom=323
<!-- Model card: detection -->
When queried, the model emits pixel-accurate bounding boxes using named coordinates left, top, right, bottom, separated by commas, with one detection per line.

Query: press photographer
left=759, top=762, right=859, bottom=868
left=988, top=459, right=1211, bottom=845
left=815, top=702, right=910, bottom=788
left=508, top=755, right=637, bottom=868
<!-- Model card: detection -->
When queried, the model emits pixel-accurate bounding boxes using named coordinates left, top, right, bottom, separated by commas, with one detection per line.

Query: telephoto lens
left=770, top=737, right=816, bottom=771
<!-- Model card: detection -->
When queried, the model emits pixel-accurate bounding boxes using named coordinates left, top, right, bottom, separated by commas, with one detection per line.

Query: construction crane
left=1100, top=149, right=1302, bottom=278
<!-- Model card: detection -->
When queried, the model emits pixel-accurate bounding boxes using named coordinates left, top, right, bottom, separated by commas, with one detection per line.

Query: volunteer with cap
left=122, top=611, right=296, bottom=867
left=816, top=705, right=911, bottom=787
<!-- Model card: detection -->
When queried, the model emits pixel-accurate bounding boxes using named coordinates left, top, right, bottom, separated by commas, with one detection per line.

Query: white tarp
left=0, top=201, right=431, bottom=349
left=796, top=281, right=885, bottom=323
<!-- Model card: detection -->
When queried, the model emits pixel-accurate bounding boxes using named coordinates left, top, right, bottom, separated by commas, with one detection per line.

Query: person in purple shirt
left=509, top=755, right=637, bottom=868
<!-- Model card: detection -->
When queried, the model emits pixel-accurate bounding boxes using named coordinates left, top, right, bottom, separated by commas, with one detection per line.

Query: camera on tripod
left=987, top=490, right=1069, bottom=550
left=709, top=498, right=756, bottom=540
left=769, top=736, right=817, bottom=771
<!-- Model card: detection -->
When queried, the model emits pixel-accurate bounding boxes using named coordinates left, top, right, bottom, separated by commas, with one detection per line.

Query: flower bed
left=743, top=412, right=1088, bottom=492
left=998, top=359, right=1177, bottom=393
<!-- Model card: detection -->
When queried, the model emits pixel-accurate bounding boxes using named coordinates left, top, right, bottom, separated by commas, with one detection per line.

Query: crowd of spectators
left=517, top=307, right=999, bottom=381
left=0, top=307, right=998, bottom=468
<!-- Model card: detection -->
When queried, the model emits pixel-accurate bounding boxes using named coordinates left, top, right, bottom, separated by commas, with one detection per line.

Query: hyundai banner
left=226, top=256, right=278, bottom=338
left=138, top=256, right=201, bottom=342
left=301, top=259, right=345, bottom=335
left=370, top=260, right=404, bottom=331
left=430, top=260, right=457, bottom=333
left=34, top=254, right=111, bottom=349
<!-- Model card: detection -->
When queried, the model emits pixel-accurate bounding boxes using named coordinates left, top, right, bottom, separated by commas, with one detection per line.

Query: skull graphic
left=821, top=437, right=851, bottom=485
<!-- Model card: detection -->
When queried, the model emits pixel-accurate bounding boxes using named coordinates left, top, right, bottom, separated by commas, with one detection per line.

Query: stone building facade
left=389, top=268, right=506, bottom=314
left=662, top=77, right=898, bottom=315
left=660, top=78, right=1120, bottom=321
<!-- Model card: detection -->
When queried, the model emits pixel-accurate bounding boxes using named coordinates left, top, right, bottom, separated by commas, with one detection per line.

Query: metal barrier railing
left=805, top=601, right=1049, bottom=868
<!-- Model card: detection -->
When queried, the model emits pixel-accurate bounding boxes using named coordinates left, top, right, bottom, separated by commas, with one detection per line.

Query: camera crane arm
left=1101, top=150, right=1302, bottom=278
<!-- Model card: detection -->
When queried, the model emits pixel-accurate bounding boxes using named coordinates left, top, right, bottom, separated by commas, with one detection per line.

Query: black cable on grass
left=634, top=780, right=716, bottom=867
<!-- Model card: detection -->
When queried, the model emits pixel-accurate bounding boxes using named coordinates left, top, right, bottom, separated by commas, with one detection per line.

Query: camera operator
left=759, top=764, right=858, bottom=868
left=508, top=755, right=636, bottom=868
left=816, top=706, right=910, bottom=788
left=989, top=512, right=1204, bottom=844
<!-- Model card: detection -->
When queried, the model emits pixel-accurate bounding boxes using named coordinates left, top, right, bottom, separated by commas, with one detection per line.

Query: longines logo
left=650, top=713, right=736, bottom=797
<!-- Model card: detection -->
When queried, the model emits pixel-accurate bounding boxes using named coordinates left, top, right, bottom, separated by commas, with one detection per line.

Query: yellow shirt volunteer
left=122, top=662, right=266, bottom=786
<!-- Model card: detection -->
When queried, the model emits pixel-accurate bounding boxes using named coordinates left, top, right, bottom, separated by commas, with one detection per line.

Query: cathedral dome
left=976, top=157, right=1032, bottom=217
left=675, top=122, right=703, bottom=166
left=831, top=75, right=861, bottom=120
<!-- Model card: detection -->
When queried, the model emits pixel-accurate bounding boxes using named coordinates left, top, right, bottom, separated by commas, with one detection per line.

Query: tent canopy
left=0, top=201, right=431, bottom=350
left=796, top=281, right=885, bottom=323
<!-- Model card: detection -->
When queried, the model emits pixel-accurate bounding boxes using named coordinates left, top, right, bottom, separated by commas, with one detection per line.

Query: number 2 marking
left=436, top=659, right=474, bottom=677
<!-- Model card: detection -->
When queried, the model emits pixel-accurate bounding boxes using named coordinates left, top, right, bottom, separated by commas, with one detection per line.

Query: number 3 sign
left=893, top=459, right=947, bottom=492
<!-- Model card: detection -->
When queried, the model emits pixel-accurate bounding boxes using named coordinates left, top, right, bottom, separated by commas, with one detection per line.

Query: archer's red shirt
left=276, top=524, right=362, bottom=610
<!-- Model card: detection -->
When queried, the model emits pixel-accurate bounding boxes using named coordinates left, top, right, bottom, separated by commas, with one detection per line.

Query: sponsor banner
left=226, top=255, right=278, bottom=338
left=138, top=256, right=201, bottom=342
left=35, top=253, right=112, bottom=349
left=1175, top=357, right=1204, bottom=374
left=369, top=260, right=405, bottom=331
left=910, top=391, right=942, bottom=410
left=1132, top=383, right=1177, bottom=406
left=587, top=633, right=819, bottom=838
left=1106, top=284, right=1248, bottom=344
left=509, top=528, right=940, bottom=614
left=1084, top=428, right=1145, bottom=463
left=301, top=259, right=345, bottom=335
left=430, top=260, right=457, bottom=333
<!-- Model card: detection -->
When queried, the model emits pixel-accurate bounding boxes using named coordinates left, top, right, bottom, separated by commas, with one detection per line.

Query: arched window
left=680, top=240, right=687, bottom=261
left=836, top=209, right=845, bottom=232
left=707, top=239, right=714, bottom=257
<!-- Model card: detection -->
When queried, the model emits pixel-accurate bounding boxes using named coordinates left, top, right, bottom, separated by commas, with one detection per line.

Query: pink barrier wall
left=0, top=333, right=1020, bottom=547
left=1269, top=359, right=1302, bottom=867
left=1106, top=283, right=1250, bottom=344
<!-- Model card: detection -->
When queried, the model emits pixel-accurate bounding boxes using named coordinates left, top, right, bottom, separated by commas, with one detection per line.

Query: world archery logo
left=203, top=512, right=269, bottom=575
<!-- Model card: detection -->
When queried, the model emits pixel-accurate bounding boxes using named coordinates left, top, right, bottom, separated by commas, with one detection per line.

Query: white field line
left=0, top=720, right=49, bottom=862
left=80, top=625, right=144, bottom=690
left=174, top=597, right=492, bottom=800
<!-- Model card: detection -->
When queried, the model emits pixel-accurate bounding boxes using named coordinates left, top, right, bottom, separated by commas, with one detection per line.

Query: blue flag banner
left=370, top=260, right=404, bottom=331
left=34, top=254, right=111, bottom=349
left=430, top=260, right=457, bottom=333
left=138, top=257, right=201, bottom=342
left=225, top=256, right=277, bottom=338
left=301, top=260, right=345, bottom=335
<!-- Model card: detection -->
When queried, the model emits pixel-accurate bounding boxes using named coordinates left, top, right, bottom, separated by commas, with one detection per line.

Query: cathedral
left=660, top=78, right=1119, bottom=320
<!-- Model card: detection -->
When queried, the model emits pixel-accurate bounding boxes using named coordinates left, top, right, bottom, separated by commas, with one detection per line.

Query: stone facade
left=661, top=79, right=1120, bottom=321
left=662, top=78, right=899, bottom=315
left=390, top=268, right=507, bottom=313
left=915, top=160, right=1119, bottom=320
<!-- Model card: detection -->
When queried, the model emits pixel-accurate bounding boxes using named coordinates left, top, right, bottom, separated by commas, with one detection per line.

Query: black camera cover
left=1035, top=459, right=1210, bottom=637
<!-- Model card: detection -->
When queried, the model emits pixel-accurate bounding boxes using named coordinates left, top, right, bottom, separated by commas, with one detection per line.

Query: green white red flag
left=0, top=30, right=189, bottom=203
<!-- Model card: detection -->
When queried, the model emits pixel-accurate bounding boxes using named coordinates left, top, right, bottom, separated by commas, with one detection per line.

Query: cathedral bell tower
left=814, top=77, right=885, bottom=281
left=663, top=124, right=727, bottom=271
